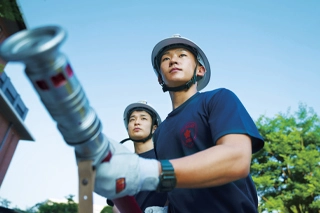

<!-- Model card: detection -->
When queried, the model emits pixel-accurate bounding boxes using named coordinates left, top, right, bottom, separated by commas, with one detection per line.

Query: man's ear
left=197, top=65, right=206, bottom=77
left=158, top=75, right=164, bottom=85
left=152, top=125, right=157, bottom=133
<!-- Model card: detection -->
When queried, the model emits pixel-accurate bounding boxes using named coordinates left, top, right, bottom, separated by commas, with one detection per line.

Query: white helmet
left=151, top=34, right=211, bottom=91
left=123, top=100, right=161, bottom=129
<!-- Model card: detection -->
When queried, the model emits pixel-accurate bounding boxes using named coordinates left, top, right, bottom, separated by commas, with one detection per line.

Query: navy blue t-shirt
left=134, top=149, right=167, bottom=212
left=153, top=88, right=264, bottom=213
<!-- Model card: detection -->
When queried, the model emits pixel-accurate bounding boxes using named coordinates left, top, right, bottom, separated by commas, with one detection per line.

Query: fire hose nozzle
left=0, top=26, right=65, bottom=66
left=0, top=25, right=110, bottom=166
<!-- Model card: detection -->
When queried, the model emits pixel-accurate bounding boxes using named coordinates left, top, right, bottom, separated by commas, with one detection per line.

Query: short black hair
left=155, top=43, right=198, bottom=71
left=127, top=107, right=157, bottom=126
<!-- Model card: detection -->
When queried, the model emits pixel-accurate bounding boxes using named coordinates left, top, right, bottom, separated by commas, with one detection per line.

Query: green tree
left=0, top=195, right=111, bottom=213
left=100, top=205, right=113, bottom=213
left=0, top=0, right=23, bottom=21
left=0, top=197, right=11, bottom=208
left=34, top=195, right=78, bottom=213
left=251, top=104, right=320, bottom=213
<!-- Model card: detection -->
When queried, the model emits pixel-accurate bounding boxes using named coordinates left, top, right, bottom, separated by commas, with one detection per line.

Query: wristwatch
left=157, top=160, right=176, bottom=192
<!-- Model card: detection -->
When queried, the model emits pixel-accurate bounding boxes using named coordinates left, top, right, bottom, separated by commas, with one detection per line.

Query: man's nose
left=134, top=119, right=140, bottom=125
left=169, top=55, right=178, bottom=66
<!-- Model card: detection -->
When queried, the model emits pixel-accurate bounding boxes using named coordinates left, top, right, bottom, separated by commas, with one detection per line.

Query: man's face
left=159, top=47, right=202, bottom=87
left=128, top=110, right=155, bottom=140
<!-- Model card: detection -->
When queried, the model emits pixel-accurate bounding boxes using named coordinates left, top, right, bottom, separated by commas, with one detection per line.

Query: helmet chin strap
left=161, top=64, right=198, bottom=92
left=130, top=131, right=153, bottom=143
left=120, top=125, right=154, bottom=144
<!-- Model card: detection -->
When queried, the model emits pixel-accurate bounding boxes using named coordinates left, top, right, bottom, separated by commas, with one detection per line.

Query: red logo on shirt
left=180, top=122, right=197, bottom=148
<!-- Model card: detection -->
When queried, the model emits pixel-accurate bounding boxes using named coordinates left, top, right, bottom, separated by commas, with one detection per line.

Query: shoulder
left=138, top=149, right=156, bottom=159
left=201, top=88, right=237, bottom=98
left=199, top=88, right=240, bottom=107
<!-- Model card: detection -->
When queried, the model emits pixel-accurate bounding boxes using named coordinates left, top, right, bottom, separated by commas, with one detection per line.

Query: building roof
left=0, top=0, right=27, bottom=33
left=0, top=1, right=33, bottom=141
left=0, top=72, right=33, bottom=141
left=0, top=91, right=34, bottom=141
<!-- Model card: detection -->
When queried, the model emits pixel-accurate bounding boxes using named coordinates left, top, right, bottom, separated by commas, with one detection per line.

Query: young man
left=94, top=35, right=264, bottom=213
left=109, top=101, right=167, bottom=212
left=121, top=100, right=161, bottom=155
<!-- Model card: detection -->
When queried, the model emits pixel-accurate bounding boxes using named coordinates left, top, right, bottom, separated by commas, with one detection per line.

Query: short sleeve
left=207, top=89, right=264, bottom=153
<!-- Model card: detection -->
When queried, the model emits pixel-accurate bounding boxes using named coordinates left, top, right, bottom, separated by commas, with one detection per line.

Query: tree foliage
left=0, top=1, right=23, bottom=21
left=0, top=198, right=11, bottom=208
left=100, top=206, right=113, bottom=213
left=0, top=195, right=111, bottom=213
left=252, top=104, right=320, bottom=213
left=36, top=195, right=78, bottom=213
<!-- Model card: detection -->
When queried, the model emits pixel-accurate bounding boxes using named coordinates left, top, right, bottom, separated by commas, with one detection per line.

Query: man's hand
left=94, top=139, right=160, bottom=199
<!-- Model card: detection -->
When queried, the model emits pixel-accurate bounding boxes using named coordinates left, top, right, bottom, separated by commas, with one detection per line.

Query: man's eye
left=180, top=54, right=187, bottom=57
left=162, top=57, right=169, bottom=62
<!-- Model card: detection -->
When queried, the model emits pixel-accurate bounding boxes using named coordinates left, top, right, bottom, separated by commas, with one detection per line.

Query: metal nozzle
left=0, top=26, right=109, bottom=165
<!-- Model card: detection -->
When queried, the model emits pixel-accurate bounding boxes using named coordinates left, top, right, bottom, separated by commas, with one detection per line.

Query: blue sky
left=1, top=0, right=319, bottom=210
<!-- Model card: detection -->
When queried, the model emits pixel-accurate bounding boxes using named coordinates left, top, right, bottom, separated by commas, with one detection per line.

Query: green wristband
left=156, top=160, right=176, bottom=192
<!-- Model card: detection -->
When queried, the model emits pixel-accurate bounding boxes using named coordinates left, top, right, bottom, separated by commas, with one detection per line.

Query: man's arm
left=94, top=134, right=252, bottom=199
left=167, top=134, right=252, bottom=188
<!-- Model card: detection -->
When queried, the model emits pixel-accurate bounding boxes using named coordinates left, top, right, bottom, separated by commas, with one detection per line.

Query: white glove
left=145, top=206, right=168, bottom=213
left=94, top=137, right=160, bottom=199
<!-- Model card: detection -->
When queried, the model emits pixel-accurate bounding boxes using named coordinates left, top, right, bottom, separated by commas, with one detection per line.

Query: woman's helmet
left=123, top=100, right=161, bottom=130
left=151, top=34, right=211, bottom=91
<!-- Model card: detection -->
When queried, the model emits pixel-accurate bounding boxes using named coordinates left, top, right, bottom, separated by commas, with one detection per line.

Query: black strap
left=161, top=64, right=198, bottom=92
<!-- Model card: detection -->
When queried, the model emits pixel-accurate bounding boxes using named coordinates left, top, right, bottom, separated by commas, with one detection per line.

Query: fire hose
left=0, top=25, right=142, bottom=213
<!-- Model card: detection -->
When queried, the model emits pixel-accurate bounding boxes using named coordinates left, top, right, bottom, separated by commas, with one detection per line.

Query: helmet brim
left=123, top=102, right=162, bottom=129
